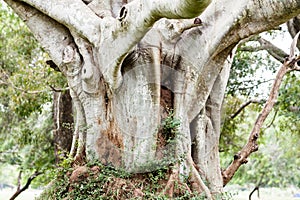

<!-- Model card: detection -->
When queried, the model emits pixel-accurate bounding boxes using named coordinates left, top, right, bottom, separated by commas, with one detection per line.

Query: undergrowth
left=36, top=157, right=233, bottom=200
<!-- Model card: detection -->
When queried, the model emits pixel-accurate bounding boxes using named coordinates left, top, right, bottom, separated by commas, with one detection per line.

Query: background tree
left=1, top=0, right=300, bottom=198
left=0, top=3, right=70, bottom=197
left=220, top=31, right=300, bottom=188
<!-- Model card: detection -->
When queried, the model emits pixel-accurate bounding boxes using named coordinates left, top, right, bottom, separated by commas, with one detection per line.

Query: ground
left=225, top=185, right=300, bottom=200
left=0, top=186, right=299, bottom=199
left=0, top=188, right=42, bottom=200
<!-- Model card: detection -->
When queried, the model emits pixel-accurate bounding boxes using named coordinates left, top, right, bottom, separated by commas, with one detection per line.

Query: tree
left=3, top=0, right=300, bottom=198
left=0, top=3, right=70, bottom=198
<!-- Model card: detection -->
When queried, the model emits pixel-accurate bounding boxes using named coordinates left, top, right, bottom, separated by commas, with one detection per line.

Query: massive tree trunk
left=4, top=0, right=300, bottom=197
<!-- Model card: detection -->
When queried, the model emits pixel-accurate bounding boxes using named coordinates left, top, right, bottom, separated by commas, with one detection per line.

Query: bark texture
left=4, top=0, right=300, bottom=197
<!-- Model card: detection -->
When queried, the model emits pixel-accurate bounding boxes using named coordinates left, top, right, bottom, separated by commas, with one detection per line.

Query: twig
left=249, top=173, right=264, bottom=200
left=49, top=85, right=69, bottom=92
left=230, top=99, right=262, bottom=119
left=264, top=109, right=278, bottom=129
left=249, top=186, right=259, bottom=200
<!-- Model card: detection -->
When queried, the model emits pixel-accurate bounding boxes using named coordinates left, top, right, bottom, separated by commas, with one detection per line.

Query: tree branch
left=4, top=0, right=81, bottom=69
left=19, top=0, right=101, bottom=44
left=150, top=0, right=211, bottom=19
left=287, top=15, right=300, bottom=49
left=222, top=52, right=300, bottom=187
left=9, top=171, right=43, bottom=200
left=162, top=0, right=300, bottom=122
left=209, top=0, right=300, bottom=58
left=19, top=0, right=211, bottom=89
left=257, top=38, right=289, bottom=63
left=240, top=37, right=289, bottom=63
left=230, top=99, right=263, bottom=119
left=96, top=0, right=211, bottom=88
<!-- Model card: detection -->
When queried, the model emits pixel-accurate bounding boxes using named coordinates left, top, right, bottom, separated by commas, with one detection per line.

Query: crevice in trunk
left=53, top=89, right=74, bottom=164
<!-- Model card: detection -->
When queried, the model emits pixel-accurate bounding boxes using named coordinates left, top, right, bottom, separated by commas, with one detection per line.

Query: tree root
left=72, top=147, right=86, bottom=166
left=163, top=163, right=193, bottom=198
left=163, top=163, right=180, bottom=198
left=163, top=156, right=212, bottom=199
left=187, top=155, right=212, bottom=200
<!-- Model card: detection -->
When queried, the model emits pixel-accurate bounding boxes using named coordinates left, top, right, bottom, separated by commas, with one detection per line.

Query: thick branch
left=4, top=0, right=80, bottom=68
left=151, top=0, right=211, bottom=19
left=19, top=0, right=101, bottom=44
left=97, top=0, right=211, bottom=88
left=175, top=0, right=300, bottom=121
left=208, top=0, right=300, bottom=57
left=15, top=0, right=211, bottom=84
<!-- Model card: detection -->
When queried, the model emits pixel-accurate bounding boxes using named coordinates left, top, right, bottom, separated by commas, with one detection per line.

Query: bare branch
left=287, top=15, right=300, bottom=49
left=257, top=38, right=289, bottom=63
left=230, top=99, right=263, bottom=119
left=263, top=110, right=278, bottom=130
left=239, top=37, right=288, bottom=63
left=289, top=31, right=300, bottom=60
left=16, top=171, right=22, bottom=192
left=10, top=171, right=42, bottom=200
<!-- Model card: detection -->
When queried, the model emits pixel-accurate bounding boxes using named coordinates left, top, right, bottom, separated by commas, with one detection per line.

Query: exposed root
left=163, top=162, right=194, bottom=198
left=72, top=147, right=86, bottom=166
left=187, top=155, right=212, bottom=200
left=163, top=156, right=213, bottom=199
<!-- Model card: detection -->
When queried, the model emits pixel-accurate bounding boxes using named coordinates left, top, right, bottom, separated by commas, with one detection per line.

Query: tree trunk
left=4, top=0, right=300, bottom=197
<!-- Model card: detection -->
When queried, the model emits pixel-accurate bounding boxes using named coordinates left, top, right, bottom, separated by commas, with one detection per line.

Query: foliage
left=278, top=72, right=300, bottom=122
left=226, top=48, right=278, bottom=97
left=161, top=110, right=181, bottom=144
left=220, top=96, right=262, bottom=153
left=0, top=2, right=66, bottom=187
